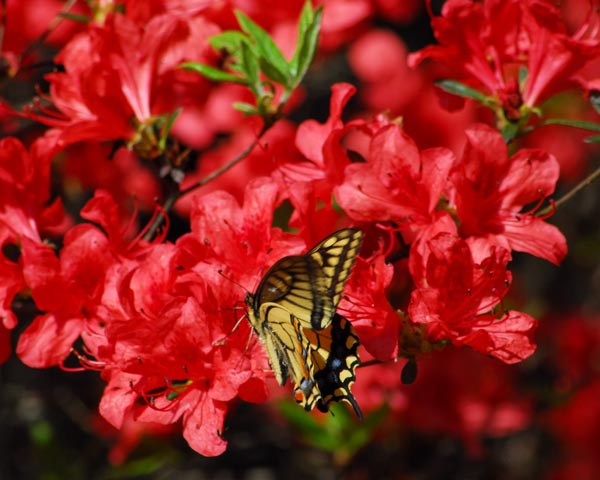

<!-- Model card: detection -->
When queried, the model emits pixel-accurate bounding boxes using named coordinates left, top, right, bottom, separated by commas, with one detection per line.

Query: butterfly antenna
left=212, top=310, right=248, bottom=347
left=217, top=269, right=248, bottom=293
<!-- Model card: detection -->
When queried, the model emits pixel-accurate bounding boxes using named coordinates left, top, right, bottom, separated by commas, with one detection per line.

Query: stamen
left=62, top=348, right=105, bottom=372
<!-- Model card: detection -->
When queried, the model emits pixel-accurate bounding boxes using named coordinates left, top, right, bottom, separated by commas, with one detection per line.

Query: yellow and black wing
left=245, top=228, right=363, bottom=417
left=294, top=314, right=362, bottom=418
left=249, top=228, right=363, bottom=330
left=247, top=304, right=362, bottom=418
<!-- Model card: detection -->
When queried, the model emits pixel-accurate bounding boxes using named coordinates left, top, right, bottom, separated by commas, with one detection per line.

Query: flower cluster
left=0, top=0, right=598, bottom=470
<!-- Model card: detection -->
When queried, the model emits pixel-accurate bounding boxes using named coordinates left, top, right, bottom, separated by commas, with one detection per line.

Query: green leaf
left=233, top=102, right=259, bottom=115
left=179, top=62, right=247, bottom=84
left=209, top=31, right=248, bottom=53
left=435, top=79, right=490, bottom=104
left=57, top=12, right=91, bottom=23
left=277, top=401, right=331, bottom=445
left=501, top=121, right=519, bottom=142
left=542, top=118, right=600, bottom=132
left=158, top=108, right=181, bottom=152
left=289, top=4, right=322, bottom=83
left=234, top=10, right=289, bottom=83
left=296, top=0, right=315, bottom=40
left=239, top=41, right=261, bottom=93
left=259, top=57, right=289, bottom=85
left=30, top=420, right=53, bottom=446
left=584, top=134, right=600, bottom=143
left=277, top=400, right=387, bottom=458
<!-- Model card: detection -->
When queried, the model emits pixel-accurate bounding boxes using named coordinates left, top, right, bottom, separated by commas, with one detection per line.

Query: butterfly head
left=244, top=292, right=255, bottom=310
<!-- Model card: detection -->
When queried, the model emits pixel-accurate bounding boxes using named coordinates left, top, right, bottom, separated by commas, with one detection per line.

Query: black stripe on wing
left=306, top=229, right=363, bottom=329
left=295, top=314, right=362, bottom=419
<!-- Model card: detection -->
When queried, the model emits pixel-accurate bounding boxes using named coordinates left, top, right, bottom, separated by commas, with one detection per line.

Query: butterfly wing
left=253, top=228, right=363, bottom=330
left=245, top=228, right=364, bottom=417
left=306, top=228, right=364, bottom=322
left=247, top=303, right=362, bottom=418
left=246, top=300, right=310, bottom=386
left=295, top=314, right=362, bottom=419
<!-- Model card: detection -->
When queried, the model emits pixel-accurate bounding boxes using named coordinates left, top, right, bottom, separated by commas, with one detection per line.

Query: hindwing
left=294, top=314, right=362, bottom=418
left=247, top=306, right=362, bottom=418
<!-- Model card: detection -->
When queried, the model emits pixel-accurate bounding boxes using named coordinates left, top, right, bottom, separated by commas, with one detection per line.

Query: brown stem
left=538, top=164, right=600, bottom=216
left=143, top=123, right=269, bottom=241
left=178, top=131, right=265, bottom=198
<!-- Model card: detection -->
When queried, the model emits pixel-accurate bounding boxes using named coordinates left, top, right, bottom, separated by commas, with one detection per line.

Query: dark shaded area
left=2, top=2, right=600, bottom=479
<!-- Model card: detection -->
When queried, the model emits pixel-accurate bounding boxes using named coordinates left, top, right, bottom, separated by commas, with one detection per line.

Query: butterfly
left=245, top=228, right=363, bottom=418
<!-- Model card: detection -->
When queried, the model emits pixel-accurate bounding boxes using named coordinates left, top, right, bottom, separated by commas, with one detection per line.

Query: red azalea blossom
left=0, top=137, right=66, bottom=362
left=25, top=11, right=219, bottom=150
left=408, top=229, right=537, bottom=363
left=341, top=250, right=400, bottom=361
left=79, top=179, right=308, bottom=456
left=450, top=123, right=567, bottom=265
left=335, top=120, right=455, bottom=243
left=273, top=83, right=364, bottom=242
left=15, top=190, right=142, bottom=367
left=88, top=243, right=258, bottom=457
left=408, top=0, right=600, bottom=113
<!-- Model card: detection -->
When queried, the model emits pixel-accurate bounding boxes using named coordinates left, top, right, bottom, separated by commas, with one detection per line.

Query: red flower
left=335, top=120, right=454, bottom=243
left=341, top=250, right=400, bottom=361
left=408, top=229, right=537, bottom=363
left=82, top=179, right=305, bottom=456
left=408, top=0, right=600, bottom=113
left=88, top=243, right=259, bottom=457
left=273, top=83, right=363, bottom=242
left=15, top=189, right=155, bottom=367
left=26, top=11, right=218, bottom=150
left=181, top=177, right=305, bottom=287
left=0, top=137, right=66, bottom=363
left=450, top=124, right=566, bottom=265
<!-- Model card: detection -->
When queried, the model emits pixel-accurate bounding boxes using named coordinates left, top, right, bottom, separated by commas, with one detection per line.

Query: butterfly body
left=246, top=228, right=363, bottom=418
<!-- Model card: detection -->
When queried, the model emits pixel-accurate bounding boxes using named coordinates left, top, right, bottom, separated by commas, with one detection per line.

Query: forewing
left=254, top=255, right=316, bottom=328
left=254, top=228, right=364, bottom=331
left=305, top=228, right=363, bottom=329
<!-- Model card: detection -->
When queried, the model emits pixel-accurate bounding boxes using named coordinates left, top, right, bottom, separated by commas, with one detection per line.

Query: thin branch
left=538, top=163, right=600, bottom=216
left=143, top=122, right=270, bottom=241
left=178, top=130, right=265, bottom=198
